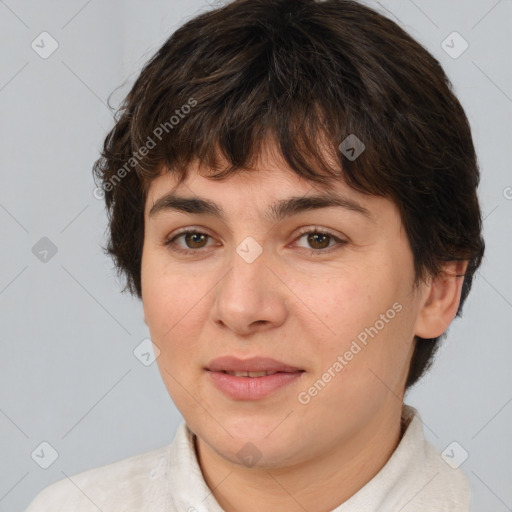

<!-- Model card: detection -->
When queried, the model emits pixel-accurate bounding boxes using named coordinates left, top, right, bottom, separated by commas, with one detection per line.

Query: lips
left=205, top=356, right=304, bottom=400
left=223, top=370, right=280, bottom=377
left=206, top=356, right=303, bottom=374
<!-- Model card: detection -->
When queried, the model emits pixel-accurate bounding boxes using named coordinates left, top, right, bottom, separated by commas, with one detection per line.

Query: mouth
left=206, top=355, right=303, bottom=374
left=220, top=370, right=288, bottom=377
left=205, top=356, right=305, bottom=400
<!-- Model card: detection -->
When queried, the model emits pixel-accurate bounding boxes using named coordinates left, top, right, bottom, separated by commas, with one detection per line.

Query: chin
left=195, top=413, right=308, bottom=468
left=211, top=433, right=301, bottom=470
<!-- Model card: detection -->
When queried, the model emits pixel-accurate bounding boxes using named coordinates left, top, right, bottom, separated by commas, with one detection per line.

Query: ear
left=414, top=260, right=468, bottom=339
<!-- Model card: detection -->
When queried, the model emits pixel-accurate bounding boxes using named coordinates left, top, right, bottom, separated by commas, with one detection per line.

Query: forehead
left=146, top=162, right=375, bottom=220
left=147, top=142, right=364, bottom=205
left=143, top=140, right=399, bottom=228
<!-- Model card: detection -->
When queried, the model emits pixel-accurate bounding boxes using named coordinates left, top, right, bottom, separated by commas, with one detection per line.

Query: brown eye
left=183, top=232, right=208, bottom=249
left=164, top=229, right=214, bottom=255
left=294, top=228, right=347, bottom=255
left=307, top=232, right=331, bottom=250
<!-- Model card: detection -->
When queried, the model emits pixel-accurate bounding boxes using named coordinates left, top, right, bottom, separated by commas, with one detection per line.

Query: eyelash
left=163, top=227, right=347, bottom=256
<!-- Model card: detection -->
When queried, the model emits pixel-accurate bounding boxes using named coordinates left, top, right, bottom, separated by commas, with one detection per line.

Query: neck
left=195, top=402, right=404, bottom=512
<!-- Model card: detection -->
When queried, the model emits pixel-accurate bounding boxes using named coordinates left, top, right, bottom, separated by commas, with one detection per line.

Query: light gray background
left=1, top=1, right=511, bottom=511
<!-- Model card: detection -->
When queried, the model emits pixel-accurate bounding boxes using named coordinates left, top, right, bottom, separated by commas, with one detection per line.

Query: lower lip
left=207, top=371, right=304, bottom=400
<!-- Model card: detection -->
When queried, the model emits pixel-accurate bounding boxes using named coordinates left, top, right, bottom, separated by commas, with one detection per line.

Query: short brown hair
left=93, top=0, right=485, bottom=389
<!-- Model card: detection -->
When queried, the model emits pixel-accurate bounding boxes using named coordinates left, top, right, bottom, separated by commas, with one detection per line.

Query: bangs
left=120, top=2, right=392, bottom=197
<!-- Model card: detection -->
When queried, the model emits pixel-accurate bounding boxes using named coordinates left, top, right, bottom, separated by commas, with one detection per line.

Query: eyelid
left=293, top=225, right=345, bottom=240
left=164, top=227, right=217, bottom=250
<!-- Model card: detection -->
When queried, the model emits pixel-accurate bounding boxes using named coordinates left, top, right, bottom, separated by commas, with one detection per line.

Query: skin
left=141, top=142, right=467, bottom=512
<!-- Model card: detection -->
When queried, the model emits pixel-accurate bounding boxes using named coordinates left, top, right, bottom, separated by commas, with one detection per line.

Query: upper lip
left=206, top=356, right=303, bottom=373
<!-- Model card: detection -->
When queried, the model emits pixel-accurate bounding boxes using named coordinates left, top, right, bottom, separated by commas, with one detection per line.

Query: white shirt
left=25, top=405, right=470, bottom=511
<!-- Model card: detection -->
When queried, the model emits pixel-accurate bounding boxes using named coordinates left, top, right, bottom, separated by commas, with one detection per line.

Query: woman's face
left=141, top=145, right=428, bottom=469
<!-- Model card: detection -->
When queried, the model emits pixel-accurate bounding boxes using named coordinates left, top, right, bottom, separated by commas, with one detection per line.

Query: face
left=141, top=144, right=427, bottom=470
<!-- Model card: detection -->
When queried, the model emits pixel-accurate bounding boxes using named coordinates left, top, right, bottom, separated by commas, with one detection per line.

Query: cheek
left=141, top=261, right=218, bottom=408
left=143, top=269, right=206, bottom=405
left=291, top=268, right=392, bottom=348
left=295, top=267, right=414, bottom=392
left=333, top=302, right=414, bottom=408
left=142, top=249, right=208, bottom=336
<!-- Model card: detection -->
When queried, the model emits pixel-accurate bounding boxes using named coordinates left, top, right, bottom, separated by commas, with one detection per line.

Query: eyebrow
left=148, top=192, right=372, bottom=222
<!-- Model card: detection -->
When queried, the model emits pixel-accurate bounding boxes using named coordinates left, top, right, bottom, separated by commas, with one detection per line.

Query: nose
left=210, top=244, right=288, bottom=336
